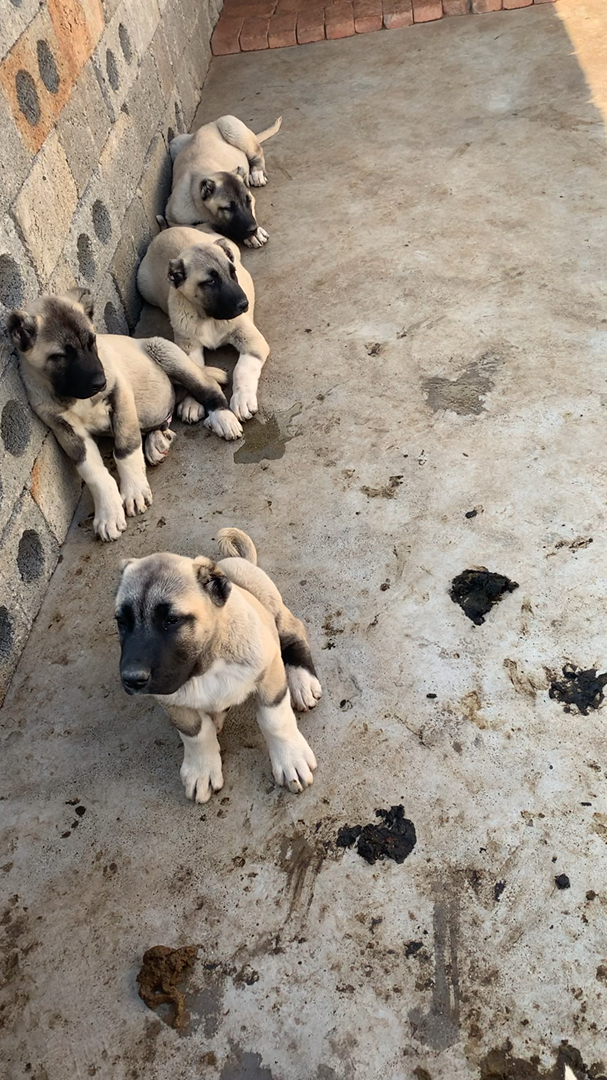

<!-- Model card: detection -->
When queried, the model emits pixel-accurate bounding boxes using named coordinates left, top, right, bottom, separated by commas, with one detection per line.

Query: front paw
left=121, top=478, right=153, bottom=517
left=180, top=755, right=224, bottom=804
left=177, top=395, right=205, bottom=424
left=250, top=169, right=268, bottom=187
left=145, top=428, right=176, bottom=466
left=243, top=226, right=269, bottom=249
left=204, top=409, right=243, bottom=440
left=230, top=388, right=258, bottom=421
left=94, top=491, right=127, bottom=542
left=268, top=732, right=317, bottom=793
left=288, top=669, right=323, bottom=712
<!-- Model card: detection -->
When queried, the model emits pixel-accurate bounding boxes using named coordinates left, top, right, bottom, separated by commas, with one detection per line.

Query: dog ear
left=214, top=238, right=236, bottom=264
left=65, top=287, right=94, bottom=319
left=7, top=310, right=38, bottom=353
left=168, top=258, right=187, bottom=288
left=194, top=557, right=231, bottom=607
left=200, top=177, right=216, bottom=201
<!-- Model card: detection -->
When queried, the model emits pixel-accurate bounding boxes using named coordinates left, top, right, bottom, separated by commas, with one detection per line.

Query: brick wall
left=0, top=0, right=222, bottom=704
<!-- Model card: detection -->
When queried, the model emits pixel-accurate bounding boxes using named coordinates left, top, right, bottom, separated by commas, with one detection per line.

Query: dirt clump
left=336, top=805, right=417, bottom=865
left=450, top=568, right=519, bottom=625
left=136, top=945, right=198, bottom=1029
left=549, top=665, right=607, bottom=715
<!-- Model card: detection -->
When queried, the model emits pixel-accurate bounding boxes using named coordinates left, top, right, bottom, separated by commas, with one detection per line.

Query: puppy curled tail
left=256, top=116, right=282, bottom=143
left=216, top=528, right=258, bottom=565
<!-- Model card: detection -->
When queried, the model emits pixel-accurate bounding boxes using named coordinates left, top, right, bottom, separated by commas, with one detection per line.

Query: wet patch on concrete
left=450, top=569, right=519, bottom=626
left=409, top=885, right=460, bottom=1051
left=336, top=805, right=416, bottom=865
left=136, top=945, right=198, bottom=1029
left=549, top=665, right=607, bottom=716
left=219, top=1048, right=275, bottom=1079
left=479, top=1041, right=600, bottom=1079
left=233, top=403, right=302, bottom=463
left=423, top=348, right=504, bottom=415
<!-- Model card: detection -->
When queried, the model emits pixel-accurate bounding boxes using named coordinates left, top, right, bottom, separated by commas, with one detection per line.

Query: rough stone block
left=91, top=0, right=161, bottom=122
left=0, top=216, right=41, bottom=378
left=29, top=433, right=82, bottom=544
left=150, top=22, right=175, bottom=102
left=0, top=0, right=41, bottom=65
left=95, top=277, right=130, bottom=335
left=13, top=131, right=79, bottom=285
left=110, top=194, right=153, bottom=329
left=98, top=110, right=148, bottom=224
left=0, top=82, right=33, bottom=217
left=137, top=132, right=173, bottom=224
left=0, top=492, right=59, bottom=702
left=56, top=59, right=112, bottom=197
left=123, top=49, right=164, bottom=157
left=0, top=358, right=47, bottom=540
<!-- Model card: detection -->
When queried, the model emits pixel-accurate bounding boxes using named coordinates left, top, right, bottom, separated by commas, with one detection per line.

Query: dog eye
left=165, top=614, right=182, bottom=627
left=115, top=614, right=126, bottom=630
left=47, top=352, right=65, bottom=363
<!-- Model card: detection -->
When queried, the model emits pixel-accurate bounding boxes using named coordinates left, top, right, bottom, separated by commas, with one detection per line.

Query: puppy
left=115, top=528, right=322, bottom=803
left=165, top=115, right=282, bottom=248
left=7, top=289, right=241, bottom=542
left=138, top=227, right=269, bottom=422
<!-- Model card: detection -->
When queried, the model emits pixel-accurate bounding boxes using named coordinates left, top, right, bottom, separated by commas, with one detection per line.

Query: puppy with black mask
left=137, top=227, right=269, bottom=422
left=7, top=288, right=241, bottom=541
left=165, top=115, right=281, bottom=249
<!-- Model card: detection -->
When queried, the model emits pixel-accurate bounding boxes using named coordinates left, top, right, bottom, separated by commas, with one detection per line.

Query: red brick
left=412, top=0, right=443, bottom=19
left=471, top=0, right=501, bottom=10
left=296, top=7, right=325, bottom=43
left=211, top=16, right=243, bottom=54
left=240, top=15, right=270, bottom=49
left=268, top=11, right=297, bottom=46
left=503, top=0, right=531, bottom=6
left=222, top=0, right=276, bottom=13
left=383, top=0, right=413, bottom=27
left=326, top=2, right=356, bottom=38
left=533, top=0, right=556, bottom=4
left=443, top=0, right=469, bottom=14
left=354, top=0, right=383, bottom=32
left=275, top=0, right=300, bottom=10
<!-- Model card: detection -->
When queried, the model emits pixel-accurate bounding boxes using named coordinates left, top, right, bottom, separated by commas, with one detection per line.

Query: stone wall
left=0, top=0, right=222, bottom=704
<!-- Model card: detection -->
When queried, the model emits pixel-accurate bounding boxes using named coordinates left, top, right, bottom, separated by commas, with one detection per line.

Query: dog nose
left=91, top=374, right=106, bottom=392
left=236, top=298, right=249, bottom=314
left=122, top=671, right=150, bottom=693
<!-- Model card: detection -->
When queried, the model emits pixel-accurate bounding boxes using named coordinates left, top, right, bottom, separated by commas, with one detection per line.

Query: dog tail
left=204, top=365, right=228, bottom=386
left=155, top=214, right=169, bottom=232
left=216, top=528, right=258, bottom=565
left=256, top=116, right=282, bottom=144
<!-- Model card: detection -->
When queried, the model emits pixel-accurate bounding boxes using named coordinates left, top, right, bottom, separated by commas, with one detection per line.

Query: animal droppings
left=336, top=805, right=417, bottom=865
left=555, top=874, right=571, bottom=890
left=450, top=569, right=519, bottom=625
left=136, top=944, right=198, bottom=1029
left=548, top=665, right=607, bottom=716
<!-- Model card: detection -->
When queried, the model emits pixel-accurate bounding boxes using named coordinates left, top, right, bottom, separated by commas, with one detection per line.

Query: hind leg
left=216, top=115, right=268, bottom=186
left=144, top=427, right=176, bottom=466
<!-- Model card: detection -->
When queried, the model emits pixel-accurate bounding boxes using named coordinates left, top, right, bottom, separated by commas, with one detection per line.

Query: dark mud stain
left=233, top=403, right=301, bottom=463
left=361, top=474, right=402, bottom=499
left=280, top=832, right=324, bottom=920
left=220, top=1048, right=274, bottom=1079
left=549, top=665, right=607, bottom=716
left=336, top=805, right=416, bottom=865
left=405, top=941, right=424, bottom=958
left=409, top=883, right=460, bottom=1051
left=555, top=874, right=571, bottom=890
left=414, top=1069, right=433, bottom=1080
left=136, top=945, right=198, bottom=1029
left=450, top=569, right=519, bottom=625
left=423, top=349, right=504, bottom=415
left=494, top=881, right=506, bottom=902
left=480, top=1041, right=601, bottom=1079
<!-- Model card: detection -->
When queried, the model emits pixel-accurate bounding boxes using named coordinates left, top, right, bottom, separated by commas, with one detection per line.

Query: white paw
left=268, top=731, right=317, bottom=793
left=204, top=409, right=243, bottom=440
left=180, top=754, right=224, bottom=804
left=250, top=169, right=268, bottom=187
left=94, top=491, right=127, bottom=542
left=243, top=226, right=269, bottom=249
left=121, top=478, right=153, bottom=517
left=230, top=388, right=258, bottom=421
left=145, top=428, right=176, bottom=466
left=288, top=668, right=322, bottom=712
left=177, top=395, right=205, bottom=424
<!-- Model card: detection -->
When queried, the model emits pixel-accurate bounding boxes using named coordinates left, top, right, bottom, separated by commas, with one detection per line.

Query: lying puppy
left=137, top=227, right=269, bottom=422
left=7, top=289, right=241, bottom=542
left=115, top=528, right=322, bottom=803
left=165, top=115, right=281, bottom=248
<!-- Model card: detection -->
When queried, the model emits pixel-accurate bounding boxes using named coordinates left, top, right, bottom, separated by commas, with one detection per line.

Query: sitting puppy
left=137, top=227, right=269, bottom=422
left=116, top=528, right=322, bottom=803
left=165, top=115, right=281, bottom=248
left=7, top=289, right=241, bottom=542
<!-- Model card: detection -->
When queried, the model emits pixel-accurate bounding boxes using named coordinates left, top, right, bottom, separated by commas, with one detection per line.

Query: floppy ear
left=168, top=258, right=187, bottom=288
left=200, top=177, right=216, bottom=201
left=65, top=287, right=94, bottom=319
left=194, top=557, right=231, bottom=607
left=7, top=310, right=38, bottom=353
left=214, top=238, right=236, bottom=264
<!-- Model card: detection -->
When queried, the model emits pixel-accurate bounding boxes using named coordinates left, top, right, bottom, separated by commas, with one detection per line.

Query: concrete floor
left=3, top=6, right=607, bottom=1078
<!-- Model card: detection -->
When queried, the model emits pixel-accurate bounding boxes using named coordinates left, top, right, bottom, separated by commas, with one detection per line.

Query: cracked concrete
left=2, top=6, right=607, bottom=1078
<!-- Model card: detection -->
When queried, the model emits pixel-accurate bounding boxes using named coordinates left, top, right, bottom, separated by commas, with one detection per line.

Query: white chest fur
left=66, top=394, right=112, bottom=435
left=158, top=658, right=258, bottom=713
